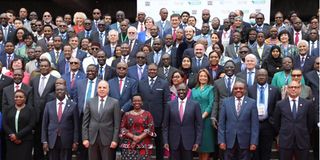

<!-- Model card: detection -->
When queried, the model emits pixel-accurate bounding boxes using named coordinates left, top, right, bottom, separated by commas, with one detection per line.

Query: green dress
left=191, top=85, right=215, bottom=153
left=271, top=71, right=305, bottom=89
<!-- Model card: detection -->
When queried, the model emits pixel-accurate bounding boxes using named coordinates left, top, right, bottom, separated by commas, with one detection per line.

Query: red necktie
left=119, top=79, right=123, bottom=94
left=58, top=101, right=63, bottom=122
left=294, top=32, right=299, bottom=45
left=71, top=72, right=75, bottom=88
left=173, top=28, right=176, bottom=41
left=15, top=84, right=19, bottom=91
left=179, top=100, right=184, bottom=121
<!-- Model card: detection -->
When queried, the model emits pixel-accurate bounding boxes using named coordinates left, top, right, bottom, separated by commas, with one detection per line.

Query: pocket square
left=156, top=88, right=163, bottom=91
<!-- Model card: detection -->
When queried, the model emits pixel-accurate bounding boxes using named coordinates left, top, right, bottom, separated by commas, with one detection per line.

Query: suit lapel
left=173, top=100, right=181, bottom=124
left=100, top=97, right=111, bottom=118
left=60, top=100, right=71, bottom=122
left=238, top=97, right=248, bottom=118
left=297, top=97, right=304, bottom=118
left=230, top=97, right=238, bottom=119
left=284, top=98, right=294, bottom=119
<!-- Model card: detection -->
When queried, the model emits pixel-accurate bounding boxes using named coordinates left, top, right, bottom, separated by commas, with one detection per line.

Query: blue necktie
left=65, top=61, right=70, bottom=73
left=227, top=77, right=232, bottom=96
left=99, top=66, right=103, bottom=79
left=197, top=58, right=201, bottom=68
left=86, top=80, right=93, bottom=102
left=292, top=100, right=297, bottom=119
left=260, top=86, right=265, bottom=104
left=248, top=71, right=253, bottom=86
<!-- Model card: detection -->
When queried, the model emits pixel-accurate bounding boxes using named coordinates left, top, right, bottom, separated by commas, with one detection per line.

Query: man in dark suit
left=225, top=31, right=241, bottom=62
left=127, top=51, right=148, bottom=81
left=0, top=61, right=13, bottom=112
left=61, top=57, right=86, bottom=100
left=162, top=34, right=178, bottom=68
left=53, top=21, right=69, bottom=45
left=234, top=46, right=251, bottom=74
left=77, top=19, right=99, bottom=43
left=126, top=26, right=143, bottom=57
left=163, top=83, right=202, bottom=160
left=111, top=43, right=135, bottom=68
left=2, top=69, right=33, bottom=111
left=131, top=11, right=146, bottom=33
left=273, top=81, right=314, bottom=160
left=217, top=18, right=232, bottom=46
left=96, top=50, right=116, bottom=81
left=108, top=62, right=137, bottom=112
left=91, top=9, right=102, bottom=32
left=218, top=81, right=259, bottom=160
left=254, top=13, right=270, bottom=36
left=0, top=13, right=15, bottom=42
left=0, top=41, right=20, bottom=69
left=176, top=26, right=196, bottom=67
left=49, top=36, right=64, bottom=67
left=109, top=10, right=125, bottom=33
left=138, top=63, right=170, bottom=160
left=82, top=80, right=121, bottom=160
left=147, top=38, right=164, bottom=66
left=37, top=24, right=54, bottom=52
left=293, top=40, right=315, bottom=76
left=236, top=54, right=258, bottom=87
left=158, top=54, right=178, bottom=83
left=41, top=85, right=79, bottom=160
left=30, top=59, right=57, bottom=160
left=57, top=44, right=73, bottom=75
left=145, top=25, right=162, bottom=46
left=97, top=20, right=109, bottom=47
left=155, top=8, right=171, bottom=37
left=211, top=60, right=244, bottom=128
left=102, top=30, right=119, bottom=58
left=289, top=17, right=308, bottom=45
left=191, top=43, right=209, bottom=73
left=250, top=32, right=271, bottom=66
left=248, top=69, right=281, bottom=160
left=69, top=36, right=87, bottom=62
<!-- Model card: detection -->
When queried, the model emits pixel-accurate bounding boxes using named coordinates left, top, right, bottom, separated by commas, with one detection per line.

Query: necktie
left=129, top=40, right=133, bottom=52
left=235, top=44, right=239, bottom=53
left=140, top=23, right=144, bottom=32
left=86, top=80, right=93, bottom=102
left=65, top=60, right=70, bottom=73
left=227, top=77, right=232, bottom=96
left=197, top=58, right=201, bottom=68
left=86, top=31, right=90, bottom=38
left=99, top=66, right=103, bottom=79
left=150, top=78, right=155, bottom=88
left=294, top=32, right=299, bottom=45
left=301, top=57, right=305, bottom=68
left=100, top=32, right=104, bottom=45
left=15, top=84, right=19, bottom=91
left=3, top=27, right=7, bottom=41
left=55, top=51, right=59, bottom=63
left=260, top=86, right=265, bottom=104
left=122, top=57, right=126, bottom=63
left=154, top=53, right=159, bottom=64
left=236, top=98, right=242, bottom=116
left=7, top=55, right=11, bottom=68
left=247, top=71, right=253, bottom=86
left=119, top=79, right=123, bottom=94
left=99, top=98, right=104, bottom=115
left=71, top=72, right=75, bottom=88
left=58, top=101, right=63, bottom=122
left=138, top=67, right=143, bottom=80
left=38, top=76, right=46, bottom=96
left=311, top=42, right=315, bottom=52
left=241, top=63, right=246, bottom=71
left=179, top=100, right=184, bottom=121
left=292, top=99, right=297, bottom=119
left=164, top=68, right=169, bottom=78
left=173, top=28, right=176, bottom=41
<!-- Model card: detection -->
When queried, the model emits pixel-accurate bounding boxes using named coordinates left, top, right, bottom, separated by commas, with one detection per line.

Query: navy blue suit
left=127, top=65, right=148, bottom=81
left=293, top=54, right=315, bottom=77
left=74, top=78, right=99, bottom=115
left=218, top=96, right=259, bottom=159
left=191, top=56, right=209, bottom=73
left=108, top=77, right=137, bottom=112
left=102, top=44, right=116, bottom=58
left=0, top=53, right=20, bottom=69
left=61, top=71, right=86, bottom=100
left=124, top=39, right=143, bottom=57
left=49, top=50, right=64, bottom=67
left=74, top=49, right=87, bottom=62
left=163, top=99, right=203, bottom=160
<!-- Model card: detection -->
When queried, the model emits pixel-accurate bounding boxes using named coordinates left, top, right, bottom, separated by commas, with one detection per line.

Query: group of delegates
left=0, top=5, right=318, bottom=160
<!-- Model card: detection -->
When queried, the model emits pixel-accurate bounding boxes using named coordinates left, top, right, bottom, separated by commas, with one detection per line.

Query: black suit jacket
left=293, top=55, right=315, bottom=76
left=273, top=97, right=314, bottom=149
left=0, top=25, right=15, bottom=42
left=157, top=66, right=178, bottom=83
left=305, top=70, right=319, bottom=105
left=236, top=69, right=258, bottom=86
left=2, top=84, right=33, bottom=112
left=97, top=64, right=116, bottom=81
left=30, top=75, right=57, bottom=121
left=111, top=56, right=136, bottom=68
left=0, top=75, right=13, bottom=111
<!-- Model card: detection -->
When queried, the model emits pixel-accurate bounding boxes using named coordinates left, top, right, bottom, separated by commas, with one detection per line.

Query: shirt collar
left=149, top=76, right=157, bottom=81
left=56, top=97, right=67, bottom=105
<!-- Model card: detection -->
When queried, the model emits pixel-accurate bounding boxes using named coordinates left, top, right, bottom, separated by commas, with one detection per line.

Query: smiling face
left=132, top=95, right=143, bottom=110
left=97, top=81, right=109, bottom=98
left=224, top=61, right=235, bottom=77
left=15, top=91, right=26, bottom=107
left=233, top=81, right=246, bottom=98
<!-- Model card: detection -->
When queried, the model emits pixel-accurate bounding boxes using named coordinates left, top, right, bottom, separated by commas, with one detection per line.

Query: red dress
left=120, top=110, right=156, bottom=160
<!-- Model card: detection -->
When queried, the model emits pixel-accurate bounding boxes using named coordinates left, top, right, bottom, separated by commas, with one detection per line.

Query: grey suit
left=225, top=43, right=241, bottom=61
left=157, top=66, right=178, bottom=83
left=155, top=20, right=171, bottom=38
left=82, top=96, right=121, bottom=160
left=250, top=44, right=271, bottom=65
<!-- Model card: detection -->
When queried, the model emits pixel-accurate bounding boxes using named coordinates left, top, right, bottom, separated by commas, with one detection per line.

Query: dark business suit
left=176, top=40, right=196, bottom=68
left=225, top=43, right=240, bottom=61
left=0, top=75, right=13, bottom=112
left=2, top=105, right=35, bottom=160
left=206, top=65, right=224, bottom=81
left=36, top=38, right=50, bottom=52
left=293, top=55, right=315, bottom=77
left=108, top=76, right=138, bottom=112
left=0, top=25, right=15, bottom=42
left=127, top=65, right=148, bottom=81
left=77, top=30, right=99, bottom=43
left=218, top=96, right=259, bottom=160
left=163, top=99, right=203, bottom=160
left=157, top=66, right=178, bottom=83
left=273, top=97, right=314, bottom=160
left=57, top=58, right=71, bottom=75
left=147, top=51, right=164, bottom=66
left=250, top=43, right=271, bottom=65
left=41, top=99, right=79, bottom=160
left=0, top=53, right=20, bottom=69
left=162, top=46, right=178, bottom=68
left=74, top=78, right=99, bottom=115
left=191, top=56, right=209, bottom=73
left=96, top=64, right=116, bottom=81
left=61, top=71, right=86, bottom=100
left=102, top=44, right=118, bottom=58
left=236, top=69, right=258, bottom=87
left=49, top=50, right=64, bottom=67
left=74, top=48, right=87, bottom=62
left=138, top=77, right=170, bottom=160
left=254, top=24, right=271, bottom=35
left=248, top=84, right=281, bottom=160
left=155, top=20, right=171, bottom=38
left=2, top=83, right=33, bottom=112
left=30, top=74, right=57, bottom=160
left=111, top=56, right=136, bottom=68
left=82, top=96, right=121, bottom=160
left=182, top=48, right=195, bottom=59
left=125, top=39, right=143, bottom=57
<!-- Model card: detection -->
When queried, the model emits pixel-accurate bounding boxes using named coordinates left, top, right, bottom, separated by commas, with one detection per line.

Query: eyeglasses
left=59, top=25, right=67, bottom=27
left=84, top=23, right=91, bottom=25
left=239, top=51, right=248, bottom=54
left=91, top=48, right=100, bottom=50
left=44, top=15, right=51, bottom=17
left=288, top=86, right=300, bottom=89
left=70, top=62, right=78, bottom=64
left=291, top=74, right=302, bottom=77
left=93, top=12, right=100, bottom=15
left=136, top=56, right=145, bottom=59
left=117, top=67, right=127, bottom=70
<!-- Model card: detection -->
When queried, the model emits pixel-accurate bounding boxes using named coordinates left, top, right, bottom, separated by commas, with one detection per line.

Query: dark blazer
left=147, top=51, right=164, bottom=66
left=206, top=65, right=224, bottom=81
left=182, top=48, right=195, bottom=59
left=0, top=53, right=21, bottom=69
left=96, top=64, right=116, bottom=81
left=155, top=20, right=171, bottom=38
left=247, top=84, right=281, bottom=123
left=254, top=24, right=271, bottom=34
left=163, top=99, right=203, bottom=150
left=74, top=78, right=99, bottom=115
left=36, top=38, right=49, bottom=52
left=102, top=44, right=117, bottom=58
left=3, top=105, right=36, bottom=141
left=0, top=74, right=13, bottom=111
left=0, top=25, right=15, bottom=42
left=157, top=66, right=178, bottom=83
left=82, top=96, right=121, bottom=146
left=250, top=43, right=271, bottom=65
left=57, top=59, right=70, bottom=75
left=30, top=75, right=57, bottom=121
left=293, top=54, right=315, bottom=76
left=74, top=48, right=87, bottom=62
left=41, top=99, right=79, bottom=149
left=61, top=70, right=86, bottom=100
left=124, top=39, right=143, bottom=58
left=162, top=46, right=178, bottom=68
left=111, top=56, right=136, bottom=68
left=273, top=97, right=314, bottom=149
left=288, top=28, right=308, bottom=45
left=138, top=77, right=170, bottom=127
left=225, top=43, right=240, bottom=60
left=217, top=30, right=232, bottom=45
left=77, top=30, right=99, bottom=43
left=49, top=50, right=64, bottom=67
left=2, top=83, right=33, bottom=111
left=108, top=77, right=138, bottom=112
left=236, top=69, right=258, bottom=86
left=218, top=96, right=259, bottom=149
left=176, top=40, right=196, bottom=67
left=305, top=70, right=319, bottom=104
left=191, top=56, right=209, bottom=73
left=127, top=65, right=148, bottom=81
left=311, top=48, right=319, bottom=57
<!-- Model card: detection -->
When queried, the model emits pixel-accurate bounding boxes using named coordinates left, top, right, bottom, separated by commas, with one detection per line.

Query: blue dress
left=191, top=85, right=215, bottom=152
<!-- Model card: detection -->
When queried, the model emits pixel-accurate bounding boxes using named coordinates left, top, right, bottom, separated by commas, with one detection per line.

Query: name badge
left=257, top=104, right=265, bottom=116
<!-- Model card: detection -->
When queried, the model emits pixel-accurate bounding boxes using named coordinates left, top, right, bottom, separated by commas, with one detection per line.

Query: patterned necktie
left=150, top=78, right=155, bottom=88
left=164, top=68, right=169, bottom=78
left=301, top=57, right=305, bottom=68
left=55, top=51, right=59, bottom=64
left=294, top=32, right=299, bottom=45
left=86, top=80, right=93, bottom=102
left=236, top=98, right=242, bottom=116
left=99, top=66, right=103, bottom=79
left=71, top=72, right=75, bottom=88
